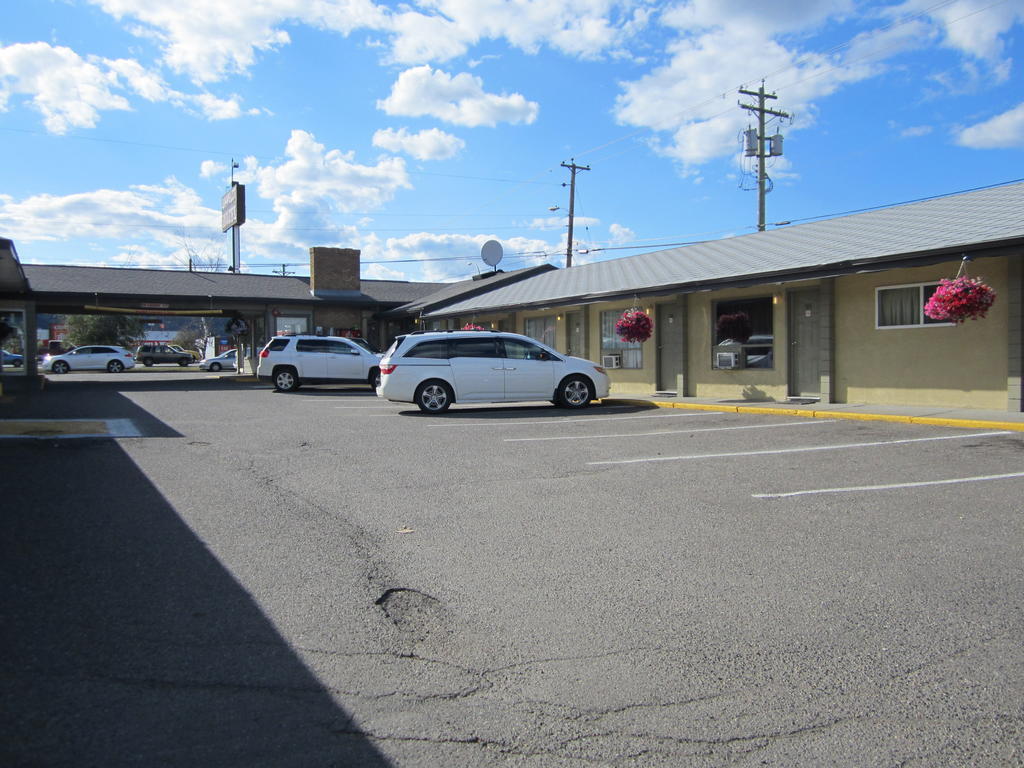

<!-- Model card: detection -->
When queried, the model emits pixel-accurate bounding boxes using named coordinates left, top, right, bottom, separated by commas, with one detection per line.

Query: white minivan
left=377, top=330, right=609, bottom=413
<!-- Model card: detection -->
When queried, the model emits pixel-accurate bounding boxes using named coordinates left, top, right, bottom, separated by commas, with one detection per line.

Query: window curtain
left=878, top=287, right=919, bottom=326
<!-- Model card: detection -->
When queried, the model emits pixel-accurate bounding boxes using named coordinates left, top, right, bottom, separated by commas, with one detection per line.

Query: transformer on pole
left=739, top=82, right=790, bottom=232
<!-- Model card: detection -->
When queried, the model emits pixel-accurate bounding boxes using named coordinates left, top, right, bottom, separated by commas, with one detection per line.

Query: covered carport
left=5, top=246, right=445, bottom=376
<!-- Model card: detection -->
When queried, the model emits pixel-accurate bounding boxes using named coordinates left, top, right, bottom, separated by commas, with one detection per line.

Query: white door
left=448, top=338, right=504, bottom=401
left=293, top=339, right=328, bottom=378
left=500, top=338, right=556, bottom=401
left=323, top=339, right=364, bottom=380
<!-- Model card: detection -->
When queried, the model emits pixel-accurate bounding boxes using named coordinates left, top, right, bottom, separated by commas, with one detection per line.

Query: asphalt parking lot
left=3, top=371, right=1023, bottom=767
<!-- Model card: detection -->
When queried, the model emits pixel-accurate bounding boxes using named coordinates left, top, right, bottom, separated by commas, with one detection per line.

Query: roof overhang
left=422, top=237, right=1024, bottom=318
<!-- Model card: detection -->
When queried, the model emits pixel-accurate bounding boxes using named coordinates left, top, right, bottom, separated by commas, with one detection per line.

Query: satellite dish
left=481, top=239, right=503, bottom=268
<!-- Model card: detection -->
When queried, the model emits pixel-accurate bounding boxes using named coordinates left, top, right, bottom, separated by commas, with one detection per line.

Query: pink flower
left=615, top=310, right=653, bottom=343
left=924, top=277, right=996, bottom=324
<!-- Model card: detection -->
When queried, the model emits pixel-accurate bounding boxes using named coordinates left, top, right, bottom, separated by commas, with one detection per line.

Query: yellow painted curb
left=602, top=398, right=1024, bottom=432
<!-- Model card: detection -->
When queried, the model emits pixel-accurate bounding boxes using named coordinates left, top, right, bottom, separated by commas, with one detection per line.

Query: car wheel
left=368, top=367, right=381, bottom=390
left=415, top=380, right=453, bottom=414
left=556, top=375, right=594, bottom=409
left=178, top=359, right=189, bottom=366
left=107, top=360, right=124, bottom=373
left=142, top=357, right=154, bottom=367
left=273, top=367, right=300, bottom=392
left=52, top=360, right=70, bottom=374
left=209, top=362, right=222, bottom=372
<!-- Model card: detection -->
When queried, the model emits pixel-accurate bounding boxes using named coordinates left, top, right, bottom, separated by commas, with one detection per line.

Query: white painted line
left=106, top=419, right=143, bottom=438
left=753, top=471, right=1024, bottom=499
left=506, top=419, right=836, bottom=442
left=587, top=431, right=1011, bottom=466
left=430, top=412, right=716, bottom=428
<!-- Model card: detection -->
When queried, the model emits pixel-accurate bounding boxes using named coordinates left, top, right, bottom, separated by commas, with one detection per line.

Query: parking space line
left=753, top=471, right=1024, bottom=498
left=506, top=419, right=836, bottom=442
left=429, top=412, right=716, bottom=428
left=587, top=431, right=1011, bottom=466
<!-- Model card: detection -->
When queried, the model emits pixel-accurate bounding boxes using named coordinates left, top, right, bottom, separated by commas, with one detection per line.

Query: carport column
left=677, top=294, right=689, bottom=397
left=818, top=278, right=835, bottom=404
left=1009, top=257, right=1024, bottom=412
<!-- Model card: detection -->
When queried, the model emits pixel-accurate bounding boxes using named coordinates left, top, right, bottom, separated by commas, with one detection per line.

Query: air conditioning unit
left=715, top=352, right=739, bottom=369
left=602, top=354, right=621, bottom=369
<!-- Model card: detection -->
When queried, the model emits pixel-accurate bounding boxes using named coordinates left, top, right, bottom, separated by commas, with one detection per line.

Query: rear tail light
left=380, top=364, right=397, bottom=375
left=259, top=349, right=270, bottom=358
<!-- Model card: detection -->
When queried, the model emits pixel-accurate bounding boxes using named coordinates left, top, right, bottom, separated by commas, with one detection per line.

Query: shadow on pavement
left=394, top=402, right=657, bottom=419
left=0, top=436, right=390, bottom=766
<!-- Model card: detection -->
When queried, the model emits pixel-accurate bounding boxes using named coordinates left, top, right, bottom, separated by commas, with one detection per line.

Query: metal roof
left=429, top=181, right=1024, bottom=317
left=20, top=264, right=445, bottom=306
left=382, top=264, right=558, bottom=317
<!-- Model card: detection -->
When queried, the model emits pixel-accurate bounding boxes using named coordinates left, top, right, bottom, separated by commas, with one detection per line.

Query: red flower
left=462, top=323, right=486, bottom=330
left=615, top=310, right=653, bottom=343
left=924, top=277, right=996, bottom=324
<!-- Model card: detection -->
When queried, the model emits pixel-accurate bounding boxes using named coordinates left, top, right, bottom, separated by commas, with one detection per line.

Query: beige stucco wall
left=835, top=258, right=1009, bottom=409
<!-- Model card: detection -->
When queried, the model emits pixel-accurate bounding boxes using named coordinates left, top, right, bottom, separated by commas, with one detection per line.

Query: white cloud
left=613, top=5, right=936, bottom=167
left=372, top=127, right=466, bottom=160
left=900, top=124, right=933, bottom=138
left=86, top=0, right=645, bottom=82
left=609, top=223, right=634, bottom=244
left=0, top=178, right=215, bottom=244
left=377, top=65, right=538, bottom=127
left=255, top=130, right=412, bottom=214
left=956, top=102, right=1024, bottom=148
left=361, top=232, right=554, bottom=282
left=89, top=0, right=389, bottom=84
left=0, top=41, right=259, bottom=133
left=0, top=42, right=131, bottom=133
left=200, top=160, right=228, bottom=178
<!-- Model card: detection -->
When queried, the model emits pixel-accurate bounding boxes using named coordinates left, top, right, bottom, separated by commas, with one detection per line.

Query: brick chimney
left=309, top=247, right=360, bottom=295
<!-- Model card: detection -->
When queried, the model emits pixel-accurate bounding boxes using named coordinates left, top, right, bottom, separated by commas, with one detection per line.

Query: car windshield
left=349, top=337, right=378, bottom=353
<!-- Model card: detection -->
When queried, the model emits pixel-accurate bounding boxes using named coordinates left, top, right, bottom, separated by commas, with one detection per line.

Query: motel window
left=523, top=316, right=556, bottom=349
left=600, top=311, right=642, bottom=369
left=713, top=297, right=774, bottom=369
left=876, top=283, right=950, bottom=328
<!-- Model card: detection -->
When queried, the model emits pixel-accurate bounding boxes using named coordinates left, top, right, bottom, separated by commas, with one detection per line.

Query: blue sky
left=2, top=0, right=1023, bottom=283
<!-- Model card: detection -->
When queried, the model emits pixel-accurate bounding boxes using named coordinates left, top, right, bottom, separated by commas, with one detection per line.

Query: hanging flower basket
left=716, top=311, right=752, bottom=344
left=615, top=309, right=653, bottom=343
left=924, top=275, right=996, bottom=324
left=462, top=322, right=485, bottom=331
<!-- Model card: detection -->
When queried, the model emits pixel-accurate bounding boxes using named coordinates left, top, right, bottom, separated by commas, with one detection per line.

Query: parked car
left=168, top=343, right=201, bottom=361
left=135, top=343, right=193, bottom=366
left=1, top=350, right=24, bottom=367
left=257, top=334, right=382, bottom=392
left=376, top=330, right=610, bottom=414
left=42, top=345, right=136, bottom=373
left=199, top=349, right=237, bottom=372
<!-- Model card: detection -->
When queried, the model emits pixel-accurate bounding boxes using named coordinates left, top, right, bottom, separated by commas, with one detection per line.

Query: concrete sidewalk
left=601, top=393, right=1024, bottom=432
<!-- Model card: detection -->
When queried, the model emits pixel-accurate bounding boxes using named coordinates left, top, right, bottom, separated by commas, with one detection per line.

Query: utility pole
left=560, top=159, right=590, bottom=268
left=739, top=82, right=790, bottom=232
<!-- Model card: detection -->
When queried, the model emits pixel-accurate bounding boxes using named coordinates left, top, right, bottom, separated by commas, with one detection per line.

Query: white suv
left=377, top=330, right=609, bottom=414
left=257, top=335, right=382, bottom=392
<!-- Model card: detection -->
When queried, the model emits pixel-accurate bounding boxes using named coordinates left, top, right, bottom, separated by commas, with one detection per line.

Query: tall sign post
left=220, top=181, right=246, bottom=272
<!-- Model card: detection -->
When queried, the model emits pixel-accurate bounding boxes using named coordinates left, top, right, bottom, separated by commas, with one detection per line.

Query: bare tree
left=177, top=232, right=227, bottom=272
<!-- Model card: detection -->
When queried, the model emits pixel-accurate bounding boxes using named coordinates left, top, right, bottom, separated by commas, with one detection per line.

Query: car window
left=325, top=340, right=358, bottom=354
left=94, top=347, right=116, bottom=354
left=450, top=338, right=500, bottom=359
left=404, top=340, right=449, bottom=359
left=502, top=339, right=553, bottom=361
left=296, top=339, right=328, bottom=353
left=265, top=338, right=290, bottom=352
left=73, top=347, right=92, bottom=355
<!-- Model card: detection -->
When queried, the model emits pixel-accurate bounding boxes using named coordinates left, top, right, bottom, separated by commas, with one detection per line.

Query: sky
left=2, top=0, right=1024, bottom=284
